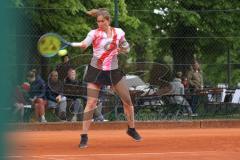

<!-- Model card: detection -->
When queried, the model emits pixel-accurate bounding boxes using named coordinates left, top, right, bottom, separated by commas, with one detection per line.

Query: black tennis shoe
left=79, top=134, right=88, bottom=148
left=127, top=127, right=142, bottom=142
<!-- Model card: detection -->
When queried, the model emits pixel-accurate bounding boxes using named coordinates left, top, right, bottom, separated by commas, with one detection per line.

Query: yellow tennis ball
left=58, top=49, right=68, bottom=56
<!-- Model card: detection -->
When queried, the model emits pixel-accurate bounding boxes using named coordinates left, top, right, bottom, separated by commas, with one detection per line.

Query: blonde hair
left=87, top=8, right=111, bottom=21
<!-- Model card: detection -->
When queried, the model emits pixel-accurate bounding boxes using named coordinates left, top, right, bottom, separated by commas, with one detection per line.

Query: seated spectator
left=27, top=69, right=47, bottom=122
left=14, top=82, right=31, bottom=122
left=46, top=70, right=67, bottom=121
left=56, top=54, right=74, bottom=81
left=170, top=72, right=196, bottom=116
left=64, top=68, right=84, bottom=122
left=182, top=76, right=189, bottom=91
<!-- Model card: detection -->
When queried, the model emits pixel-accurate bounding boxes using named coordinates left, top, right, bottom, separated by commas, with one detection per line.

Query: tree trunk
left=135, top=43, right=146, bottom=62
left=171, top=23, right=197, bottom=76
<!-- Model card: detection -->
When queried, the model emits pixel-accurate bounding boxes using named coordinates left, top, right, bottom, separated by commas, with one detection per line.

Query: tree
left=125, top=0, right=240, bottom=86
left=13, top=0, right=140, bottom=80
left=13, top=0, right=240, bottom=86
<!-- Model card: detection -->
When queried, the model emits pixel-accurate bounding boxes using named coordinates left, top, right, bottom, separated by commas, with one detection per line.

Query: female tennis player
left=71, top=8, right=142, bottom=148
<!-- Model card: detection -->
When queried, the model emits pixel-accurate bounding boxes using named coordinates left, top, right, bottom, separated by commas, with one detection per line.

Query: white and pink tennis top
left=83, top=27, right=127, bottom=71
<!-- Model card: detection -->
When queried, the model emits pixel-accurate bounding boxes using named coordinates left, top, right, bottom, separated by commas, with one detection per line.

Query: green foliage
left=15, top=0, right=140, bottom=52
left=125, top=0, right=240, bottom=86
left=12, top=0, right=240, bottom=86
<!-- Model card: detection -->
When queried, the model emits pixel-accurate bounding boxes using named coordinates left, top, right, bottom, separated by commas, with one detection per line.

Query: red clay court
left=6, top=120, right=240, bottom=160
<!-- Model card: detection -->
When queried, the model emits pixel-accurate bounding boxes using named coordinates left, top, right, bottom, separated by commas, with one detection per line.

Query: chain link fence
left=10, top=4, right=240, bottom=122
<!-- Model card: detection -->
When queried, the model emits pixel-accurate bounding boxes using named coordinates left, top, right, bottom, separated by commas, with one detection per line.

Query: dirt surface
left=7, top=128, right=240, bottom=160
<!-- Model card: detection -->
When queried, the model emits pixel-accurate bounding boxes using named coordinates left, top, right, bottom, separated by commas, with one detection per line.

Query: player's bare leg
left=79, top=83, right=101, bottom=148
left=113, top=78, right=142, bottom=141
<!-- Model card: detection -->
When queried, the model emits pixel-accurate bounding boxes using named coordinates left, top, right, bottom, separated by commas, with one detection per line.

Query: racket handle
left=71, top=42, right=83, bottom=47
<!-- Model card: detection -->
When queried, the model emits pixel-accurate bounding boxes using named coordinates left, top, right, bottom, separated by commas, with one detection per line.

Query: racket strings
left=38, top=34, right=62, bottom=57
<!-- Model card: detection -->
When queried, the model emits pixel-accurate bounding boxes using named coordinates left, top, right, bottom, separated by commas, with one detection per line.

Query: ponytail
left=86, top=8, right=111, bottom=21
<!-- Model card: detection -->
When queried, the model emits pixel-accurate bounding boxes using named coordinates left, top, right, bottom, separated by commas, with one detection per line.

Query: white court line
left=8, top=150, right=235, bottom=158
left=43, top=157, right=65, bottom=160
left=42, top=151, right=224, bottom=157
left=7, top=155, right=65, bottom=160
left=6, top=156, right=23, bottom=158
left=31, top=156, right=46, bottom=159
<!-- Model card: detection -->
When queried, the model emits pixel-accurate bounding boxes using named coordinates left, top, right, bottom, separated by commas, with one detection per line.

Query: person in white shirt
left=71, top=8, right=141, bottom=148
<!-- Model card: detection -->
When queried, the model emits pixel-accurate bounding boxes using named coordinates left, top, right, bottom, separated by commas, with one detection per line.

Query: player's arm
left=118, top=37, right=130, bottom=54
left=118, top=29, right=130, bottom=54
left=71, top=41, right=87, bottom=49
left=71, top=30, right=94, bottom=50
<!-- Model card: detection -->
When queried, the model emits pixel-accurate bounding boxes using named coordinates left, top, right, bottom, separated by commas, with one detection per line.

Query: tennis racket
left=37, top=33, right=82, bottom=58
